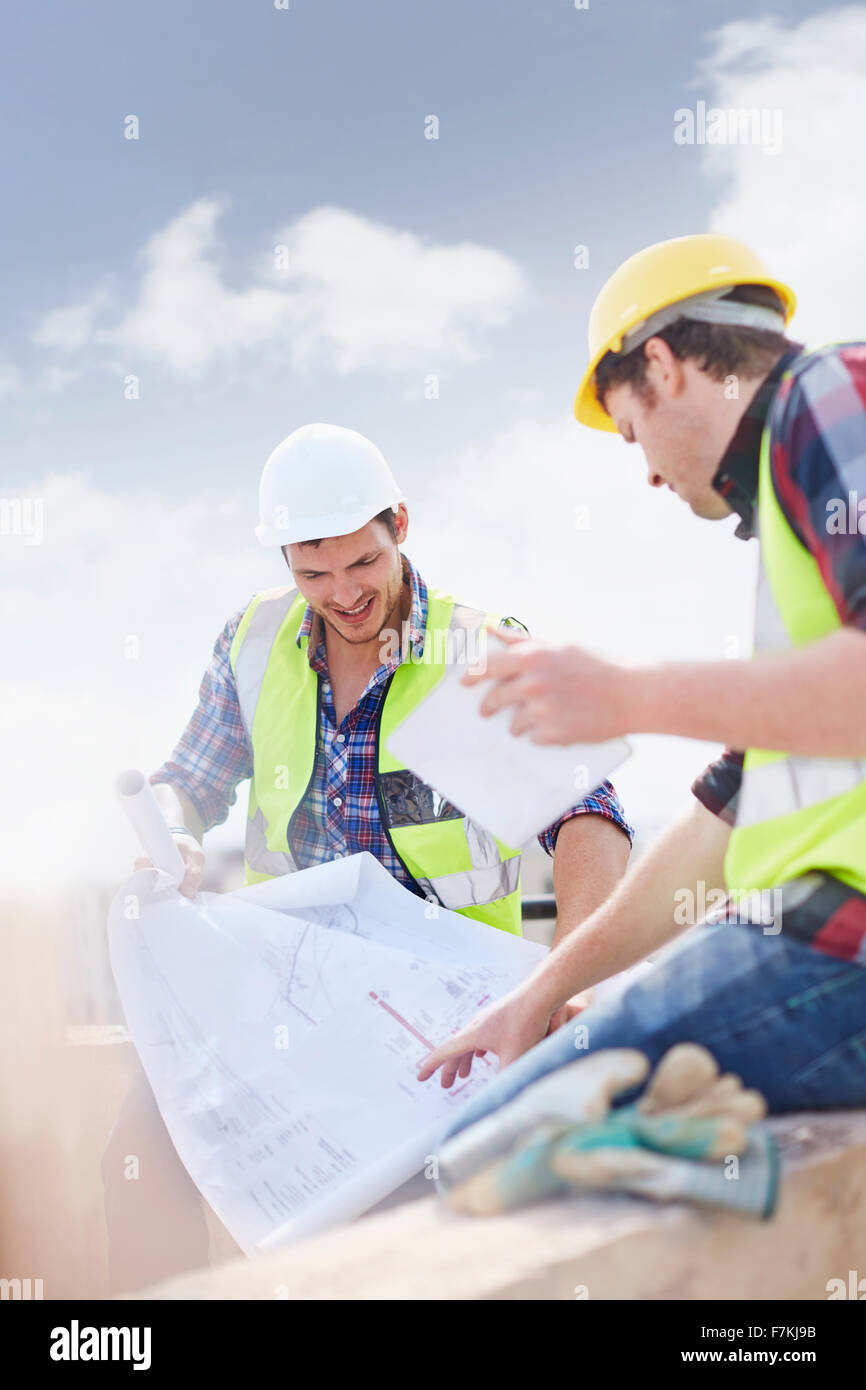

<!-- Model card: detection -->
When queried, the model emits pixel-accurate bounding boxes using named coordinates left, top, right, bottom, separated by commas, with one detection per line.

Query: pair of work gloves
left=436, top=1044, right=776, bottom=1220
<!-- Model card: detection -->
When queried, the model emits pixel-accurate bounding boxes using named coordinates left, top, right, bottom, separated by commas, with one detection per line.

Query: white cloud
left=0, top=471, right=273, bottom=892
left=0, top=363, right=23, bottom=394
left=31, top=198, right=526, bottom=379
left=36, top=365, right=81, bottom=392
left=281, top=206, right=525, bottom=373
left=33, top=288, right=110, bottom=352
left=699, top=7, right=866, bottom=345
left=412, top=415, right=755, bottom=660
left=114, top=197, right=291, bottom=374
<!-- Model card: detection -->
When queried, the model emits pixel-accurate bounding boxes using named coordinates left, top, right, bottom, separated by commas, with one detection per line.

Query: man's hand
left=546, top=988, right=595, bottom=1035
left=465, top=631, right=631, bottom=745
left=134, top=832, right=204, bottom=899
left=417, top=982, right=559, bottom=1088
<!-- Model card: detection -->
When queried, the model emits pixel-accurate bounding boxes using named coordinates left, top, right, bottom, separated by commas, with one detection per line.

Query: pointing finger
left=417, top=1028, right=478, bottom=1082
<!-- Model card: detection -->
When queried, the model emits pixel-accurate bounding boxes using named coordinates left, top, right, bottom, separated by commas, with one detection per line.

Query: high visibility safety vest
left=725, top=347, right=866, bottom=898
left=229, top=586, right=524, bottom=934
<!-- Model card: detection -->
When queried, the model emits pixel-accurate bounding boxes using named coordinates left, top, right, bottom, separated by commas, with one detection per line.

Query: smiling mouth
left=332, top=596, right=375, bottom=623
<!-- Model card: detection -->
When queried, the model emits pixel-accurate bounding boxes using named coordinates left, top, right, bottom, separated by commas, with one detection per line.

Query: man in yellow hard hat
left=420, top=233, right=866, bottom=1121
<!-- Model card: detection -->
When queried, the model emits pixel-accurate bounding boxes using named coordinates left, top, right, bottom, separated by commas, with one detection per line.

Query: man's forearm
left=529, top=799, right=731, bottom=1014
left=625, top=628, right=866, bottom=756
left=550, top=813, right=630, bottom=947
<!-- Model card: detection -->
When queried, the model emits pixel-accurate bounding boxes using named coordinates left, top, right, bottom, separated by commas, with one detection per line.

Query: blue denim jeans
left=441, top=921, right=866, bottom=1145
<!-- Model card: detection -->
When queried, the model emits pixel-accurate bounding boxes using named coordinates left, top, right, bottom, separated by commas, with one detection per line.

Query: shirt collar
left=711, top=347, right=803, bottom=540
left=296, top=553, right=428, bottom=671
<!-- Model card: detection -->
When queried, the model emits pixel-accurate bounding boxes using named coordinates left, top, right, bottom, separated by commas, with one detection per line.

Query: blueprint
left=108, top=851, right=546, bottom=1254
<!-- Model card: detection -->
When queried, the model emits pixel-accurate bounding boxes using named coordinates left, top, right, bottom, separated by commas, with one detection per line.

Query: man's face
left=286, top=505, right=408, bottom=645
left=603, top=348, right=738, bottom=521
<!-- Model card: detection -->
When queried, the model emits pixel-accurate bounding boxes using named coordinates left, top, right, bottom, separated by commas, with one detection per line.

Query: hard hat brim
left=255, top=496, right=406, bottom=548
left=573, top=273, right=797, bottom=434
left=574, top=348, right=621, bottom=433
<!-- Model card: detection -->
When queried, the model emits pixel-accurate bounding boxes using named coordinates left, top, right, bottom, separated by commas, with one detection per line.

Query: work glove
left=435, top=1048, right=650, bottom=1192
left=444, top=1044, right=774, bottom=1219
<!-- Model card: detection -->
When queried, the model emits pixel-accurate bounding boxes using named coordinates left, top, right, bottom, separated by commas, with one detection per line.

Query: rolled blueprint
left=116, top=768, right=186, bottom=883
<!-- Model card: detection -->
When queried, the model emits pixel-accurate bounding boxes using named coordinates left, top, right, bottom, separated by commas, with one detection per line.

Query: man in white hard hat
left=104, top=421, right=632, bottom=1291
left=419, top=234, right=866, bottom=1135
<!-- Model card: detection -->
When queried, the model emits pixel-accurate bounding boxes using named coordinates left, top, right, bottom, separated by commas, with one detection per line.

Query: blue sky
left=3, top=1, right=864, bottom=887
left=1, top=0, right=841, bottom=492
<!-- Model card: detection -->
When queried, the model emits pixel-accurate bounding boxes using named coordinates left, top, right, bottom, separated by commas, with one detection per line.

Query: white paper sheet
left=386, top=662, right=632, bottom=845
left=108, top=851, right=546, bottom=1255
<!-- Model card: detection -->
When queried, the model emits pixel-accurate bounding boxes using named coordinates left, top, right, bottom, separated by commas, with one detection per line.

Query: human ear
left=643, top=336, right=686, bottom=402
left=394, top=503, right=409, bottom=544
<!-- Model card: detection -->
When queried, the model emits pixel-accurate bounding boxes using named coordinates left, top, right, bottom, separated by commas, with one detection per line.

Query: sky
left=2, top=0, right=865, bottom=892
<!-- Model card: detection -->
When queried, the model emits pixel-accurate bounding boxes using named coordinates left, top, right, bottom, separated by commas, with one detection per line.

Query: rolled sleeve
left=150, top=607, right=253, bottom=831
left=538, top=779, right=634, bottom=857
left=691, top=748, right=744, bottom=827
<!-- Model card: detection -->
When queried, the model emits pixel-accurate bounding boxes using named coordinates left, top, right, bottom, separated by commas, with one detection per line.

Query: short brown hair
left=594, top=285, right=800, bottom=412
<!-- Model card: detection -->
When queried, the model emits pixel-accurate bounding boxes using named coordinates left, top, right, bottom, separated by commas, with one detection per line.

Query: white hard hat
left=255, top=423, right=406, bottom=547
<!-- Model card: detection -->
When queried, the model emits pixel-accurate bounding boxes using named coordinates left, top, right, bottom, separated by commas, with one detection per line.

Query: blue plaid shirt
left=152, top=556, right=633, bottom=893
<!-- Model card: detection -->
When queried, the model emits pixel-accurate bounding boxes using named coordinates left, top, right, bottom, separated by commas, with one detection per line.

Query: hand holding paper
left=116, top=769, right=204, bottom=897
left=116, top=769, right=186, bottom=883
left=465, top=628, right=634, bottom=746
left=387, top=633, right=630, bottom=848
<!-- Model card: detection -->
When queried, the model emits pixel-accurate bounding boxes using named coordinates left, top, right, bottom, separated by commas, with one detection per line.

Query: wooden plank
left=135, top=1112, right=866, bottom=1301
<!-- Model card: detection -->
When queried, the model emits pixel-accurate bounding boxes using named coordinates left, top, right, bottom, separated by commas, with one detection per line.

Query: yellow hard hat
left=573, top=233, right=797, bottom=432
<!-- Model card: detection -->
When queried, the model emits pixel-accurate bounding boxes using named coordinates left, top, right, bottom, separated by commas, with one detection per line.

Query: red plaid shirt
left=694, top=344, right=866, bottom=961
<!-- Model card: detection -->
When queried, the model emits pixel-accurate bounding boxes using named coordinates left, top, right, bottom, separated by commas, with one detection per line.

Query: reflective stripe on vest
left=232, top=585, right=300, bottom=743
left=229, top=585, right=523, bottom=931
left=724, top=345, right=866, bottom=896
left=230, top=586, right=301, bottom=877
left=416, top=854, right=521, bottom=911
